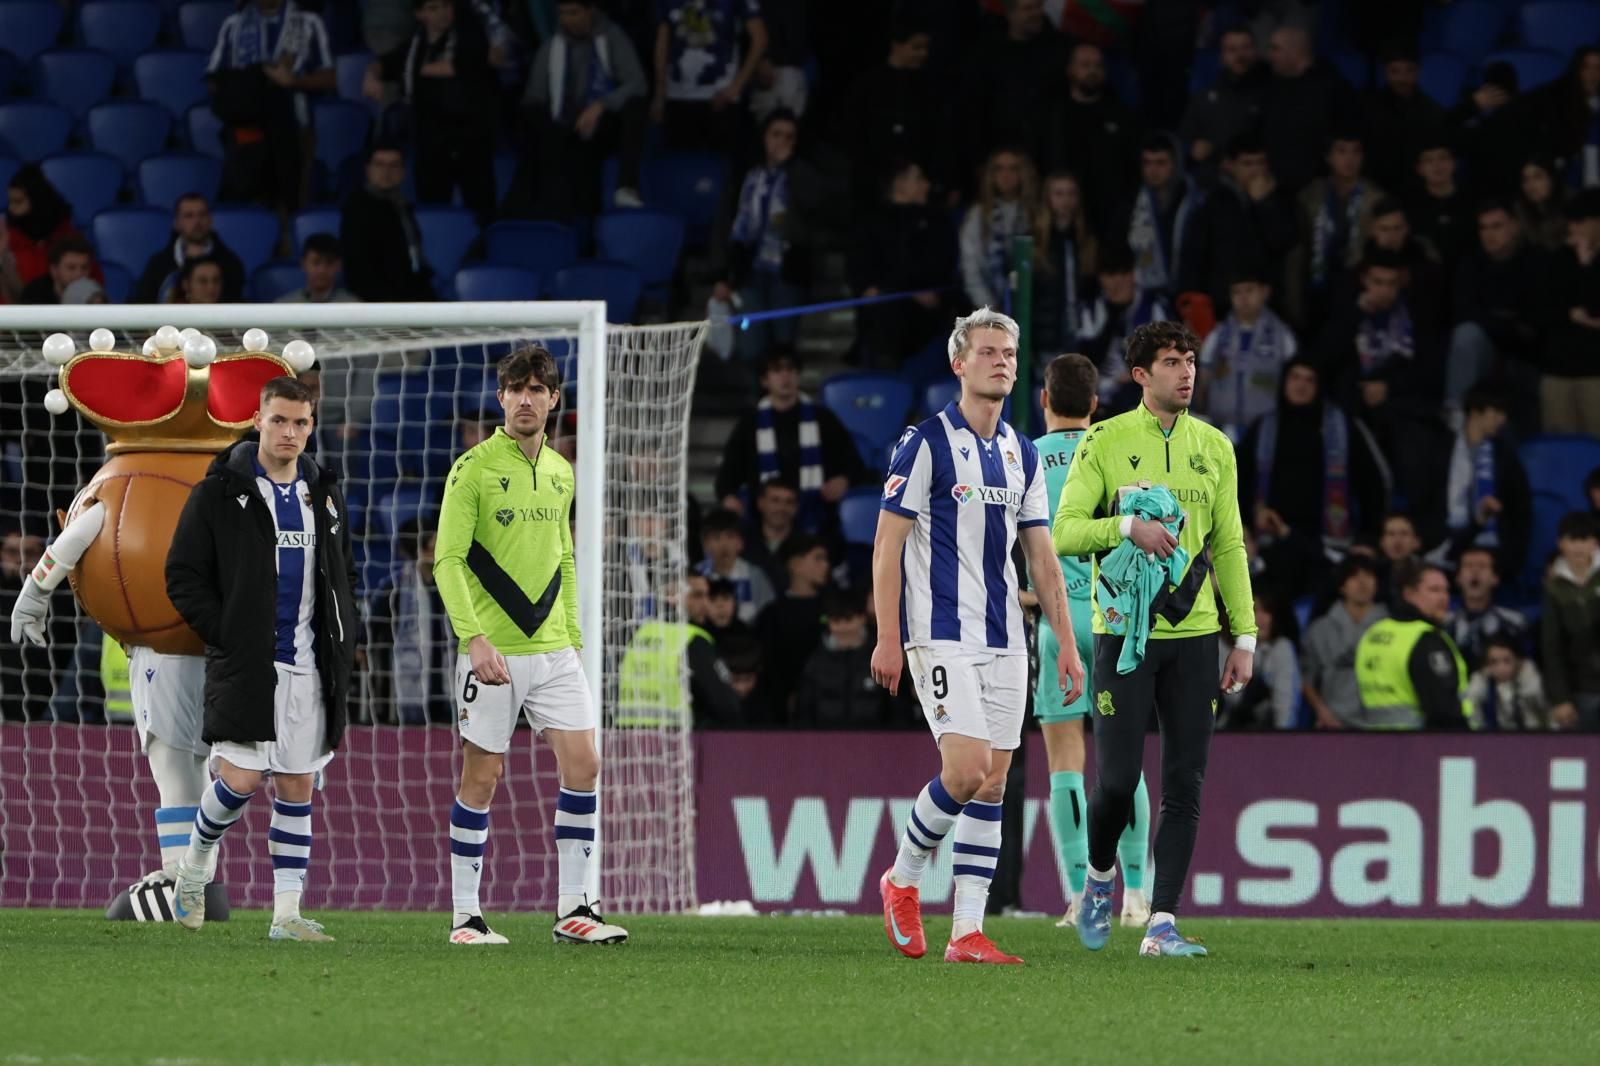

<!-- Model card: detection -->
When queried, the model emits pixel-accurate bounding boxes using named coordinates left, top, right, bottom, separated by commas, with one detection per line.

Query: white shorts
left=211, top=664, right=334, bottom=776
left=455, top=647, right=595, bottom=754
left=905, top=645, right=1028, bottom=751
left=128, top=647, right=207, bottom=758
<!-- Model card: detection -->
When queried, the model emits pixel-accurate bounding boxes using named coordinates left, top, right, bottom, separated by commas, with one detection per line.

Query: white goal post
left=0, top=301, right=705, bottom=914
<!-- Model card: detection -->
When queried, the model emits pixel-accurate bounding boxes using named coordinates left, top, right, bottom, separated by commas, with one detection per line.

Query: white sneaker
left=269, top=915, right=335, bottom=942
left=1055, top=896, right=1079, bottom=928
left=172, top=860, right=207, bottom=931
left=553, top=904, right=628, bottom=945
left=449, top=915, right=509, bottom=945
left=1121, top=888, right=1151, bottom=928
left=613, top=186, right=644, bottom=209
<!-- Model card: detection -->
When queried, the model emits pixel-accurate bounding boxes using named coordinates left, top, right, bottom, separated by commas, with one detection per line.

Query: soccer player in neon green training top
left=1054, top=322, right=1257, bottom=958
left=434, top=346, right=627, bottom=947
left=1031, top=354, right=1151, bottom=934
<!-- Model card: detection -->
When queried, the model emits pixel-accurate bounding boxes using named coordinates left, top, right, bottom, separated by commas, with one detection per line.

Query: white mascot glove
left=9, top=578, right=49, bottom=646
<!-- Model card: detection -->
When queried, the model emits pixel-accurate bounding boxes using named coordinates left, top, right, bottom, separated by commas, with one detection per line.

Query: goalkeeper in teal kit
left=1031, top=355, right=1150, bottom=933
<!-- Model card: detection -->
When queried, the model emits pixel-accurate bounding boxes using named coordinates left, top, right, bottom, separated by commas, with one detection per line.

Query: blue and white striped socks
left=185, top=778, right=254, bottom=873
left=268, top=799, right=313, bottom=921
left=154, top=806, right=197, bottom=875
left=554, top=787, right=598, bottom=915
left=951, top=798, right=1004, bottom=935
left=892, top=776, right=966, bottom=887
left=450, top=799, right=490, bottom=922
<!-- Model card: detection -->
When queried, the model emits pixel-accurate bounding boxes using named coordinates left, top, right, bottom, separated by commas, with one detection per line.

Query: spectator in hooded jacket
left=365, top=0, right=498, bottom=223
left=849, top=160, right=956, bottom=368
left=340, top=144, right=436, bottom=302
left=133, top=194, right=247, bottom=305
left=519, top=0, right=649, bottom=218
left=1541, top=512, right=1600, bottom=731
left=791, top=585, right=889, bottom=728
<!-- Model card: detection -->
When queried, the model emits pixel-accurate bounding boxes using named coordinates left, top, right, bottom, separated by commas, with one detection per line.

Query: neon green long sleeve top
left=433, top=428, right=581, bottom=655
left=1052, top=403, right=1257, bottom=641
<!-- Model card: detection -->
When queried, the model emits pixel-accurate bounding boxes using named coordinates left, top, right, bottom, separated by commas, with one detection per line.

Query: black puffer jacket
left=166, top=438, right=358, bottom=748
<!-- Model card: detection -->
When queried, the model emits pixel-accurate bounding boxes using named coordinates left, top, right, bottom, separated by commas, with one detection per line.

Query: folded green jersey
left=1095, top=485, right=1188, bottom=675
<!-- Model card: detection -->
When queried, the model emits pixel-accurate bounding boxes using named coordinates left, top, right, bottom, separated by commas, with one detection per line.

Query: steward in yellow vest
left=1355, top=559, right=1474, bottom=730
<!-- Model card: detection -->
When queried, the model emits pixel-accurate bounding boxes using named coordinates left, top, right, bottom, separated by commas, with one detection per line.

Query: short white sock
left=951, top=917, right=982, bottom=939
left=1150, top=911, right=1176, bottom=928
left=1087, top=862, right=1116, bottom=883
left=557, top=894, right=587, bottom=917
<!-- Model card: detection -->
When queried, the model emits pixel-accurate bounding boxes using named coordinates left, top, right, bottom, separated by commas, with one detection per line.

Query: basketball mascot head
left=38, top=326, right=316, bottom=655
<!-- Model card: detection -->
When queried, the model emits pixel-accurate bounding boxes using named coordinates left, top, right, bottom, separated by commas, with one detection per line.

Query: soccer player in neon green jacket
left=1052, top=321, right=1256, bottom=958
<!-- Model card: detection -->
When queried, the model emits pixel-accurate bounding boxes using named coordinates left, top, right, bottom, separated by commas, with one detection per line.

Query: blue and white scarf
left=1311, top=181, right=1364, bottom=288
left=222, top=0, right=316, bottom=72
left=547, top=31, right=616, bottom=121
left=1054, top=230, right=1081, bottom=338
left=1448, top=435, right=1500, bottom=546
left=983, top=201, right=1023, bottom=305
left=1206, top=309, right=1293, bottom=439
left=1255, top=405, right=1352, bottom=549
left=1129, top=179, right=1195, bottom=293
left=756, top=395, right=823, bottom=524
left=731, top=165, right=790, bottom=274
left=1356, top=301, right=1414, bottom=374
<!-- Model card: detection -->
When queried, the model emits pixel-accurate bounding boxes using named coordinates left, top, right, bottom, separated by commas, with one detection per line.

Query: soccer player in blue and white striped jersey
left=870, top=307, right=1086, bottom=965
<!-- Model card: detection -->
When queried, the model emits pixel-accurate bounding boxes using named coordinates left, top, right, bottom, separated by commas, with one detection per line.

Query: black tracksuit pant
left=1087, top=631, right=1218, bottom=916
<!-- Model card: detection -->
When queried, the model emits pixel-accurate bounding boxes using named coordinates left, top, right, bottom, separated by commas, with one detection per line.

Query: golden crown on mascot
left=39, top=325, right=316, bottom=655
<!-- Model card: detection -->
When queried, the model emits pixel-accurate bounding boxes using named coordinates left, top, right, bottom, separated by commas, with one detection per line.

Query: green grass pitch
left=3, top=911, right=1598, bottom=1065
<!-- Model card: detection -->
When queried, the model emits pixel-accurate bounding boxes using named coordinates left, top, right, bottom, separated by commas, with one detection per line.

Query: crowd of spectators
left=5, top=1, right=1600, bottom=731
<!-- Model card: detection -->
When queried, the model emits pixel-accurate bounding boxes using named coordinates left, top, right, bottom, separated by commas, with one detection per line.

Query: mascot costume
left=7, top=325, right=316, bottom=921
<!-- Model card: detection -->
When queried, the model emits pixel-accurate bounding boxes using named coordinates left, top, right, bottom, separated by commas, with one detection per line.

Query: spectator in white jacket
left=958, top=148, right=1041, bottom=308
left=1467, top=634, right=1549, bottom=731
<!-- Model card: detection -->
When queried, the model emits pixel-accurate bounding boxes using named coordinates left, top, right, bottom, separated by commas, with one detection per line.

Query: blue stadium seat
left=88, top=101, right=171, bottom=171
left=644, top=152, right=727, bottom=247
left=40, top=152, right=124, bottom=226
left=1188, top=49, right=1220, bottom=94
left=335, top=51, right=374, bottom=104
left=454, top=265, right=540, bottom=302
left=99, top=260, right=132, bottom=303
left=370, top=483, right=438, bottom=538
left=30, top=50, right=116, bottom=122
left=1440, top=1, right=1511, bottom=64
left=138, top=152, right=220, bottom=209
left=0, top=53, right=20, bottom=97
left=79, top=1, right=162, bottom=69
left=484, top=220, right=578, bottom=275
left=838, top=487, right=882, bottom=547
left=1418, top=51, right=1469, bottom=106
left=1325, top=49, right=1370, bottom=89
left=92, top=207, right=173, bottom=272
left=1526, top=489, right=1571, bottom=587
left=1520, top=3, right=1600, bottom=56
left=551, top=260, right=643, bottom=323
left=820, top=373, right=915, bottom=465
left=209, top=205, right=278, bottom=274
left=177, top=0, right=232, bottom=51
left=595, top=210, right=684, bottom=299
left=1484, top=48, right=1566, bottom=90
left=185, top=104, right=223, bottom=157
left=135, top=51, right=209, bottom=121
left=292, top=206, right=343, bottom=252
left=923, top=379, right=960, bottom=417
left=1519, top=435, right=1600, bottom=513
left=252, top=260, right=305, bottom=302
left=312, top=99, right=370, bottom=173
left=370, top=371, right=431, bottom=480
left=413, top=205, right=478, bottom=279
left=0, top=2, right=67, bottom=66
left=0, top=102, right=72, bottom=161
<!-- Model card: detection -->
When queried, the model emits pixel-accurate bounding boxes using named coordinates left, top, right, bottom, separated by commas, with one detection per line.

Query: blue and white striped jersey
left=880, top=402, right=1048, bottom=654
left=253, top=460, right=317, bottom=673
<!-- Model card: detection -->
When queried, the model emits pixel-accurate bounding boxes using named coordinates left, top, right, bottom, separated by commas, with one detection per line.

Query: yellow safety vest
left=101, top=634, right=134, bottom=723
left=1354, top=618, right=1472, bottom=730
left=615, top=622, right=711, bottom=728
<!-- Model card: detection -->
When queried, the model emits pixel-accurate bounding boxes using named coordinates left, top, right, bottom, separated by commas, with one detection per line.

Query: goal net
left=0, top=303, right=705, bottom=915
